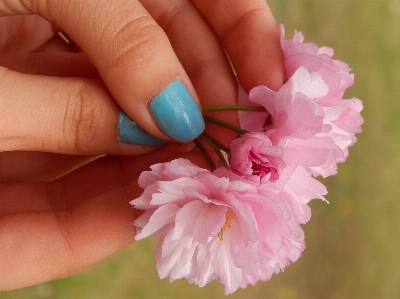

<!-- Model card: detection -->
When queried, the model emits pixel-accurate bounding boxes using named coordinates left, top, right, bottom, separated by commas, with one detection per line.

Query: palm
left=0, top=141, right=202, bottom=290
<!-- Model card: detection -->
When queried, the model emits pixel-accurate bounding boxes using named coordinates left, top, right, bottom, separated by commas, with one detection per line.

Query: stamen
left=218, top=210, right=233, bottom=241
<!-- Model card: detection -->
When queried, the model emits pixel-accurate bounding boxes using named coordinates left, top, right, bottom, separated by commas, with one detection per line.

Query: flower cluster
left=130, top=25, right=363, bottom=294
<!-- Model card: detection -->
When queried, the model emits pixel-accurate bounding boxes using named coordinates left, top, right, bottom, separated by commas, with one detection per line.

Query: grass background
left=2, top=0, right=400, bottom=298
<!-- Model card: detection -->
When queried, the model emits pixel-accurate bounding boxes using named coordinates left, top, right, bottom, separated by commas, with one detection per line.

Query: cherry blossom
left=131, top=159, right=306, bottom=294
left=130, top=25, right=363, bottom=294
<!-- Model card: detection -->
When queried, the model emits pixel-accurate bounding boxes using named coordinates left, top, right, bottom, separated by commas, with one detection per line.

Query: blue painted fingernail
left=118, top=110, right=167, bottom=146
left=149, top=80, right=205, bottom=142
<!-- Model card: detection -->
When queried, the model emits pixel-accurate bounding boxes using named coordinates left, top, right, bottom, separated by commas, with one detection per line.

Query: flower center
left=218, top=210, right=233, bottom=241
left=249, top=151, right=280, bottom=182
left=251, top=161, right=279, bottom=181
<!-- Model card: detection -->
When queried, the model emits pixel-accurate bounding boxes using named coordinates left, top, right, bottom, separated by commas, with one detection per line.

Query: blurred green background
left=2, top=0, right=399, bottom=298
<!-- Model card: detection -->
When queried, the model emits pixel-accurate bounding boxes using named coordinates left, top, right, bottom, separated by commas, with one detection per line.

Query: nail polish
left=149, top=80, right=205, bottom=142
left=118, top=110, right=167, bottom=146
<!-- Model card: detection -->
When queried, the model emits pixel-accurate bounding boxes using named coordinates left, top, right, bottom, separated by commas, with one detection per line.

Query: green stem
left=202, top=132, right=230, bottom=154
left=202, top=105, right=267, bottom=113
left=203, top=116, right=248, bottom=135
left=201, top=134, right=229, bottom=169
left=193, top=138, right=216, bottom=171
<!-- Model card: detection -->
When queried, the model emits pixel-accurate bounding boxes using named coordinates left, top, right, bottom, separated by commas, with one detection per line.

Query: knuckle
left=221, top=6, right=266, bottom=42
left=106, top=16, right=168, bottom=71
left=156, top=3, right=187, bottom=36
left=187, top=58, right=219, bottom=83
left=62, top=84, right=102, bottom=154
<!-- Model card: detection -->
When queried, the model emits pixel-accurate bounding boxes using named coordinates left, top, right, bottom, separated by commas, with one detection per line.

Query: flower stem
left=203, top=116, right=248, bottom=135
left=201, top=133, right=229, bottom=169
left=194, top=138, right=216, bottom=171
left=202, top=105, right=267, bottom=112
left=202, top=132, right=230, bottom=154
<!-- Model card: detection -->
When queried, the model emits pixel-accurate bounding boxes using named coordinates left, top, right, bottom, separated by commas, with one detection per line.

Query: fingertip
left=118, top=110, right=168, bottom=146
left=148, top=79, right=205, bottom=143
left=235, top=20, right=285, bottom=93
left=192, top=0, right=285, bottom=92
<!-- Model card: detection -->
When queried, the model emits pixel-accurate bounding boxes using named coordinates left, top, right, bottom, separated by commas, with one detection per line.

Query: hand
left=0, top=0, right=284, bottom=290
left=0, top=144, right=204, bottom=290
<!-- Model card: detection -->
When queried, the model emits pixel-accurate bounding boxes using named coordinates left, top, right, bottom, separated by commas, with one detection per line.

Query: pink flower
left=309, top=94, right=363, bottom=177
left=239, top=66, right=329, bottom=141
left=229, top=132, right=285, bottom=184
left=229, top=132, right=328, bottom=213
left=238, top=70, right=343, bottom=175
left=131, top=158, right=306, bottom=294
left=238, top=25, right=363, bottom=177
left=280, top=24, right=354, bottom=98
left=280, top=25, right=364, bottom=176
left=131, top=24, right=363, bottom=294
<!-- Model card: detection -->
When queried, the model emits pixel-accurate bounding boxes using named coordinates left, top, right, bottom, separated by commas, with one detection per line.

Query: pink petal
left=134, top=204, right=180, bottom=240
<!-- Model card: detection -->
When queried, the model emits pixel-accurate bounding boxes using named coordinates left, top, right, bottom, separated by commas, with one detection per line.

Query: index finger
left=191, top=0, right=284, bottom=92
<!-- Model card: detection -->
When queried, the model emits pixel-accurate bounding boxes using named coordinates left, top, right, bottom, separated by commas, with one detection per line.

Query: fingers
left=191, top=0, right=285, bottom=92
left=0, top=145, right=201, bottom=291
left=0, top=164, right=137, bottom=290
left=2, top=0, right=205, bottom=143
left=141, top=0, right=238, bottom=146
left=0, top=190, right=140, bottom=290
left=0, top=67, right=169, bottom=155
left=0, top=15, right=54, bottom=54
left=0, top=151, right=99, bottom=182
left=0, top=143, right=193, bottom=215
left=0, top=52, right=100, bottom=78
left=0, top=0, right=283, bottom=154
left=1, top=0, right=205, bottom=144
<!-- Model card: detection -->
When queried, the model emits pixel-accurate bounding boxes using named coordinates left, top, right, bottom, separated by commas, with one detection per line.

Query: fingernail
left=118, top=110, right=167, bottom=146
left=149, top=80, right=205, bottom=142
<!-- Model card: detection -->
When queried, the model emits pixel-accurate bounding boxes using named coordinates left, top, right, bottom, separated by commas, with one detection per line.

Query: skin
left=0, top=0, right=284, bottom=290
